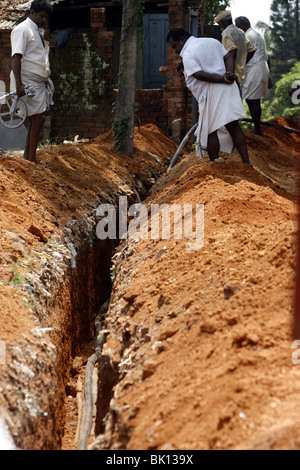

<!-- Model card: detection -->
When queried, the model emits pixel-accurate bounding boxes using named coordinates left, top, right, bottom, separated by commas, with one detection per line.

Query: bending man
left=10, top=0, right=54, bottom=163
left=167, top=28, right=250, bottom=164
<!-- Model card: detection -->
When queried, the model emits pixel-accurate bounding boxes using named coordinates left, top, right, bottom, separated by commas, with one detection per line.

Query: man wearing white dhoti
left=235, top=16, right=271, bottom=135
left=167, top=28, right=250, bottom=164
left=10, top=0, right=54, bottom=163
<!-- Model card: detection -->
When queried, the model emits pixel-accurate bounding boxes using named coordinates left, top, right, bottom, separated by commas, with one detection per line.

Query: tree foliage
left=269, top=0, right=300, bottom=82
left=268, top=61, right=300, bottom=118
left=203, top=0, right=231, bottom=24
left=242, top=62, right=300, bottom=127
left=255, top=21, right=273, bottom=52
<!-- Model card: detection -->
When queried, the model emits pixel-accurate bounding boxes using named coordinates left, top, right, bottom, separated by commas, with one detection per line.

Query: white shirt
left=181, top=36, right=228, bottom=103
left=11, top=17, right=50, bottom=79
left=245, top=27, right=268, bottom=68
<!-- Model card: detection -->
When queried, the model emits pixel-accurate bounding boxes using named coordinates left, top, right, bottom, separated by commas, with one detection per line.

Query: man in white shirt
left=10, top=0, right=54, bottom=163
left=167, top=28, right=250, bottom=164
left=235, top=16, right=271, bottom=135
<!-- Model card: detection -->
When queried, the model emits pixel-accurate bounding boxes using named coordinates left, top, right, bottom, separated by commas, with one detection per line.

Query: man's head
left=30, top=0, right=53, bottom=28
left=166, top=28, right=191, bottom=55
left=235, top=16, right=251, bottom=32
left=214, top=11, right=232, bottom=31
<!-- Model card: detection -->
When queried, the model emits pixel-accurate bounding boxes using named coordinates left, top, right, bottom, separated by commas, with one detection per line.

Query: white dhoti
left=241, top=60, right=269, bottom=100
left=195, top=81, right=245, bottom=157
left=10, top=70, right=54, bottom=116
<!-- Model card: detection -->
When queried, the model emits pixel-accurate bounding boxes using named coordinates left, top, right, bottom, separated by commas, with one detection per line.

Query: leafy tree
left=268, top=61, right=300, bottom=118
left=203, top=0, right=231, bottom=24
left=241, top=61, right=300, bottom=129
left=198, top=0, right=231, bottom=35
left=255, top=21, right=273, bottom=51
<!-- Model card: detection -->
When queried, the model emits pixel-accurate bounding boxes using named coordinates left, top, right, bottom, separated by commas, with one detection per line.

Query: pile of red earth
left=0, top=117, right=299, bottom=450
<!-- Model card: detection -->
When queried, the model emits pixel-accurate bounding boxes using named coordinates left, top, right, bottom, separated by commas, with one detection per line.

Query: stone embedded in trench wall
left=172, top=118, right=183, bottom=145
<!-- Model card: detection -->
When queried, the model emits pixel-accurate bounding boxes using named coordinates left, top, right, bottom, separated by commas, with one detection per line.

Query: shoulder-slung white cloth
left=221, top=24, right=256, bottom=84
left=245, top=28, right=268, bottom=66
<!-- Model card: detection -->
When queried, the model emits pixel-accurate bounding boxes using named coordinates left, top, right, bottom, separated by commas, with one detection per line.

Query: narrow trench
left=58, top=233, right=117, bottom=450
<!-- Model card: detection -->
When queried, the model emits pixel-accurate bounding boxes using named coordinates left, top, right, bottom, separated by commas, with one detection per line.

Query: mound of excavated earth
left=0, top=118, right=299, bottom=450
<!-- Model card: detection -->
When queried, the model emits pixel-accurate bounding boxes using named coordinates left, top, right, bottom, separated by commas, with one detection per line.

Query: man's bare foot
left=213, top=157, right=226, bottom=164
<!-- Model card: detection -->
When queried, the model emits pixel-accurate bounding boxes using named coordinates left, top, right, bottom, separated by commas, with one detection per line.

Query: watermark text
left=96, top=196, right=204, bottom=251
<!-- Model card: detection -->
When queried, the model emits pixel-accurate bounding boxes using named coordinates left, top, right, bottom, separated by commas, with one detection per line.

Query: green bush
left=263, top=61, right=300, bottom=120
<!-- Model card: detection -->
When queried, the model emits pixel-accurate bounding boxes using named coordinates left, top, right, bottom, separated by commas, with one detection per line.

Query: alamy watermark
left=95, top=196, right=204, bottom=251
left=291, top=80, right=300, bottom=105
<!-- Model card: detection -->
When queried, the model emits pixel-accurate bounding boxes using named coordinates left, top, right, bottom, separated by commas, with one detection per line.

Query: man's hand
left=16, top=83, right=26, bottom=97
left=223, top=72, right=237, bottom=84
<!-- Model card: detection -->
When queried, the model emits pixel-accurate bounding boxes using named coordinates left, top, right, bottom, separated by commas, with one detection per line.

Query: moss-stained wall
left=0, top=30, right=12, bottom=91
left=0, top=4, right=188, bottom=142
left=49, top=7, right=115, bottom=140
left=51, top=32, right=110, bottom=113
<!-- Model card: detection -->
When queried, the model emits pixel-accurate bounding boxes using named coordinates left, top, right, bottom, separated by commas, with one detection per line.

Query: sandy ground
left=1, top=117, right=300, bottom=450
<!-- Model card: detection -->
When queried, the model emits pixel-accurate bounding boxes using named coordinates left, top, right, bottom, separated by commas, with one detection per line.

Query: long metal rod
left=168, top=123, right=198, bottom=170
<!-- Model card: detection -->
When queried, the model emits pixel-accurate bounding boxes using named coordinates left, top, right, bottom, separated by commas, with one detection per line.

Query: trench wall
left=0, top=121, right=176, bottom=449
left=0, top=220, right=113, bottom=449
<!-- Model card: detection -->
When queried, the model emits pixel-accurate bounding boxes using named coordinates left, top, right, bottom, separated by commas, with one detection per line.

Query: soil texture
left=0, top=118, right=300, bottom=450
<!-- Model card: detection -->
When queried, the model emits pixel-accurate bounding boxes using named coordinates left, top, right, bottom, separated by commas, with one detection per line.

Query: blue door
left=143, top=14, right=168, bottom=89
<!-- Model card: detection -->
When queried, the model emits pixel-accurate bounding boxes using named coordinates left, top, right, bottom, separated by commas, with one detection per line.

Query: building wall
left=0, top=30, right=12, bottom=91
left=135, top=89, right=167, bottom=132
left=49, top=8, right=115, bottom=140
left=163, top=0, right=191, bottom=142
left=0, top=2, right=192, bottom=143
left=49, top=7, right=171, bottom=141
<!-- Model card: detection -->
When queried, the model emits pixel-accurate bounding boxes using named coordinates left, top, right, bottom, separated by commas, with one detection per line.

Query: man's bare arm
left=223, top=51, right=238, bottom=83
left=11, top=54, right=25, bottom=96
left=192, top=69, right=234, bottom=84
left=224, top=51, right=236, bottom=74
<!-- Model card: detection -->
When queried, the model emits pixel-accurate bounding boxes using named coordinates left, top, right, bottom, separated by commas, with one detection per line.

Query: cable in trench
left=77, top=299, right=110, bottom=451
